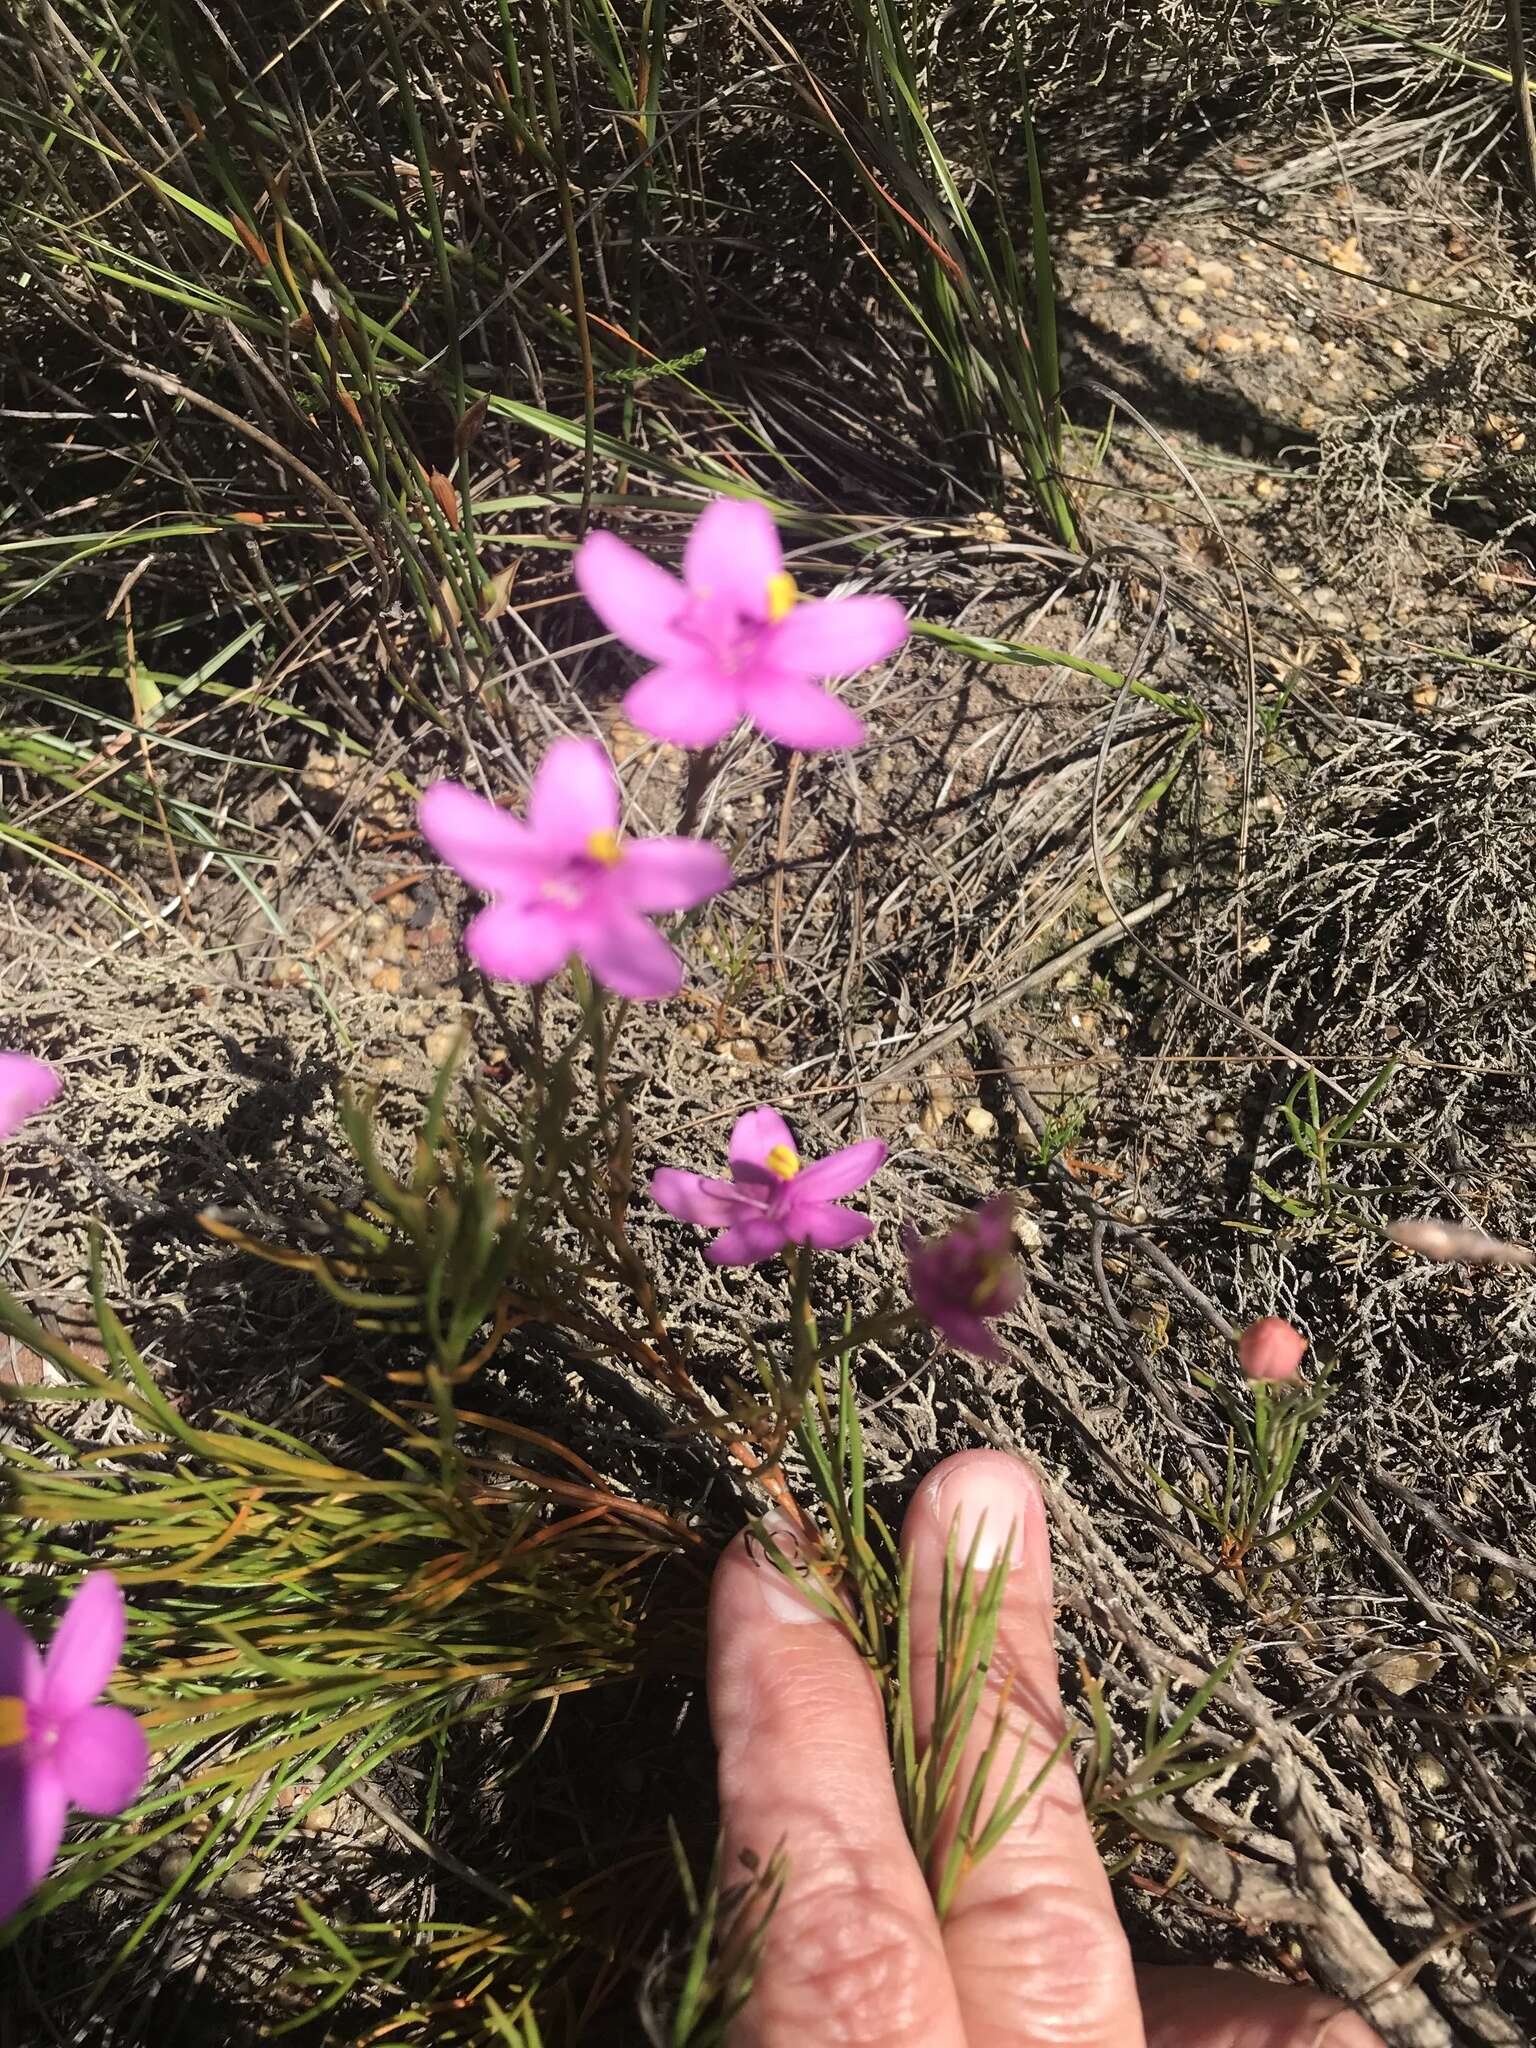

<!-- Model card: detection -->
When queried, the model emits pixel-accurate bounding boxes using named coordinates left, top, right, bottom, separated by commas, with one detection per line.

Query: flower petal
left=683, top=498, right=783, bottom=614
left=623, top=666, right=741, bottom=749
left=0, top=1607, right=42, bottom=1705
left=932, top=1307, right=1007, bottom=1363
left=618, top=838, right=733, bottom=915
left=705, top=1214, right=792, bottom=1266
left=729, top=1106, right=798, bottom=1177
left=790, top=1138, right=888, bottom=1203
left=418, top=782, right=536, bottom=896
left=464, top=902, right=574, bottom=984
left=573, top=530, right=688, bottom=663
left=579, top=909, right=683, bottom=1002
left=0, top=1758, right=67, bottom=1920
left=50, top=1704, right=148, bottom=1817
left=742, top=675, right=865, bottom=752
left=0, top=1054, right=61, bottom=1142
left=528, top=738, right=619, bottom=853
left=795, top=1205, right=875, bottom=1251
left=965, top=1194, right=1018, bottom=1259
left=41, top=1574, right=124, bottom=1718
left=766, top=594, right=909, bottom=678
left=650, top=1170, right=750, bottom=1229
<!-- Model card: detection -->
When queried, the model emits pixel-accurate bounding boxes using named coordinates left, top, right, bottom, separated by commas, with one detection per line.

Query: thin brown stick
left=1505, top=0, right=1536, bottom=207
left=118, top=361, right=389, bottom=576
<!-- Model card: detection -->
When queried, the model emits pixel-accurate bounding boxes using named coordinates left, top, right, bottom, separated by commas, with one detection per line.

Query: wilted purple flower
left=419, top=738, right=732, bottom=1002
left=651, top=1105, right=887, bottom=1265
left=573, top=498, right=908, bottom=753
left=904, top=1195, right=1023, bottom=1363
left=0, top=1053, right=59, bottom=1141
left=0, top=1574, right=148, bottom=1922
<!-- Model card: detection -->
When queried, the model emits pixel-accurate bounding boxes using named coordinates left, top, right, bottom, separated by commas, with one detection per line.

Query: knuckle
left=955, top=1877, right=1136, bottom=2041
left=756, top=1881, right=949, bottom=2045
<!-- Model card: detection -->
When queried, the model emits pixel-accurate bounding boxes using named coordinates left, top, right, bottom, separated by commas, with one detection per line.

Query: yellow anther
left=0, top=1697, right=27, bottom=1749
left=765, top=1143, right=801, bottom=1181
left=585, top=829, right=622, bottom=867
left=766, top=571, right=799, bottom=624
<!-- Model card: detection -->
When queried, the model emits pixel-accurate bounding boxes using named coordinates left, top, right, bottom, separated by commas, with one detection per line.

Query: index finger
left=901, top=1449, right=1146, bottom=2048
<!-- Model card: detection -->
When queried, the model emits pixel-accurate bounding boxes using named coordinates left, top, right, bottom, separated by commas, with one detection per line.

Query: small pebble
left=1450, top=1573, right=1482, bottom=1605
left=159, top=1847, right=196, bottom=1887
left=301, top=1801, right=338, bottom=1834
left=965, top=1106, right=997, bottom=1140
left=221, top=1864, right=264, bottom=1901
left=1413, top=1753, right=1450, bottom=1793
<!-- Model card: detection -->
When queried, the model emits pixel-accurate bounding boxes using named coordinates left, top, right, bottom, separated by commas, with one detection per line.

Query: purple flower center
left=672, top=574, right=797, bottom=676
left=538, top=830, right=623, bottom=909
left=0, top=1695, right=63, bottom=1762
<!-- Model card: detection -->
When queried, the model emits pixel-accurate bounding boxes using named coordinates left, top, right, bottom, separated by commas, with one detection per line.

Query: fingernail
left=929, top=1459, right=1032, bottom=1571
left=749, top=1514, right=830, bottom=1626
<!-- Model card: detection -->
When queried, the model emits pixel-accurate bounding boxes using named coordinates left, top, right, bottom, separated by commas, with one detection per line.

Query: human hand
left=708, top=1448, right=1387, bottom=2047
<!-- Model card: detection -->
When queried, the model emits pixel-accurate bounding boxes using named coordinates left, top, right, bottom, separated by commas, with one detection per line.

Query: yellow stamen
left=0, top=1697, right=27, bottom=1749
left=766, top=571, right=799, bottom=624
left=765, top=1143, right=800, bottom=1181
left=586, top=828, right=622, bottom=867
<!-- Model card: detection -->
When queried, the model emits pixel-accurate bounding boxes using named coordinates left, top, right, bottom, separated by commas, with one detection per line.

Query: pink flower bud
left=1238, top=1316, right=1307, bottom=1383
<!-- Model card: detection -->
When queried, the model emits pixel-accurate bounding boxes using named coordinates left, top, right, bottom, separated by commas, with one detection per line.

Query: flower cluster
left=0, top=502, right=1314, bottom=1928
left=418, top=496, right=1026, bottom=1349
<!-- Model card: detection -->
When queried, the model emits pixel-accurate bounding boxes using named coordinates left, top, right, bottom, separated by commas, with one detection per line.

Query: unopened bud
left=1238, top=1316, right=1307, bottom=1383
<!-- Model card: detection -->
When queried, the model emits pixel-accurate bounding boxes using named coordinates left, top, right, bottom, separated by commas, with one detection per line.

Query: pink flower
left=1238, top=1316, right=1308, bottom=1384
left=651, top=1106, right=887, bottom=1265
left=0, top=1053, right=59, bottom=1140
left=0, top=1573, right=148, bottom=1922
left=573, top=498, right=908, bottom=753
left=904, top=1195, right=1024, bottom=1363
left=419, top=739, right=732, bottom=1002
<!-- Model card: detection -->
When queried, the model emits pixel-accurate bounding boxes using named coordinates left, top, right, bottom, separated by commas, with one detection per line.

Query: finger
left=708, top=1521, right=967, bottom=2048
left=1137, top=1965, right=1389, bottom=2047
left=902, top=1449, right=1145, bottom=2048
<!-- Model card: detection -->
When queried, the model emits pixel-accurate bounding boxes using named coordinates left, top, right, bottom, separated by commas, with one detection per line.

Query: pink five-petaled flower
left=0, top=1053, right=59, bottom=1141
left=573, top=497, right=909, bottom=753
left=1238, top=1316, right=1308, bottom=1384
left=904, top=1194, right=1024, bottom=1364
left=0, top=1573, right=148, bottom=1922
left=651, top=1106, right=887, bottom=1266
left=418, top=738, right=733, bottom=1002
